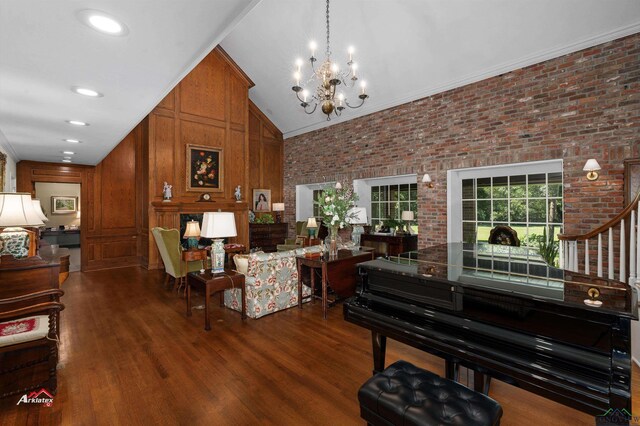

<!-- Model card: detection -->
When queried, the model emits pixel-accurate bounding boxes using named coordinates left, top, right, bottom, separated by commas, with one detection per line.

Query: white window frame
left=447, top=160, right=563, bottom=243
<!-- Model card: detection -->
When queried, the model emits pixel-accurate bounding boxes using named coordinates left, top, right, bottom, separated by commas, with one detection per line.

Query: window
left=312, top=189, right=323, bottom=218
left=371, top=183, right=418, bottom=232
left=453, top=162, right=563, bottom=248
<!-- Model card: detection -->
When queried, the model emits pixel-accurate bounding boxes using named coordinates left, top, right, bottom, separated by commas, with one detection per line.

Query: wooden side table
left=181, top=249, right=208, bottom=290
left=186, top=269, right=246, bottom=331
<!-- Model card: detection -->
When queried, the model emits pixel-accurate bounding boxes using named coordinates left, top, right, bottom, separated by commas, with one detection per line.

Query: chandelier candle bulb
left=290, top=0, right=369, bottom=119
left=294, top=71, right=301, bottom=86
left=361, top=81, right=366, bottom=95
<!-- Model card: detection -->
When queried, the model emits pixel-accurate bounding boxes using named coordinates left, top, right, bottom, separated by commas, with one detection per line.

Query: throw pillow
left=234, top=254, right=249, bottom=275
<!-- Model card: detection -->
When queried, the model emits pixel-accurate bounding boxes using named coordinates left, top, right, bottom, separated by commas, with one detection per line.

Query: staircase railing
left=558, top=190, right=640, bottom=286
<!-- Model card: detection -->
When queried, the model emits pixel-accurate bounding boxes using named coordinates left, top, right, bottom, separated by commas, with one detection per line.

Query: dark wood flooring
left=1, top=266, right=638, bottom=425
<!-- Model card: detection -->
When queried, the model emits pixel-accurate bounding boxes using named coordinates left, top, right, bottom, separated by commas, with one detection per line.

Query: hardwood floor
left=1, top=266, right=638, bottom=425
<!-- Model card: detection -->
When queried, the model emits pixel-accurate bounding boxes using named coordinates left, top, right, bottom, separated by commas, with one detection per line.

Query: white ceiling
left=223, top=0, right=640, bottom=138
left=0, top=0, right=259, bottom=165
left=1, top=1, right=639, bottom=165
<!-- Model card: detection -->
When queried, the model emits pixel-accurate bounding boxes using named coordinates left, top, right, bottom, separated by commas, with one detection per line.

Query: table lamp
left=183, top=220, right=201, bottom=249
left=201, top=212, right=237, bottom=274
left=307, top=217, right=318, bottom=238
left=0, top=193, right=45, bottom=228
left=273, top=203, right=285, bottom=223
left=347, top=207, right=368, bottom=246
left=31, top=199, right=49, bottom=223
left=401, top=210, right=415, bottom=235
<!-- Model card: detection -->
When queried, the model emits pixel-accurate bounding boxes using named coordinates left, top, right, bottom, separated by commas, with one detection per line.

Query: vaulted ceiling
left=1, top=0, right=639, bottom=165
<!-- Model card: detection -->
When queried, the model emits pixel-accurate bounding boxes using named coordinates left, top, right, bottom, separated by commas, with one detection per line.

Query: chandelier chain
left=325, top=0, right=330, bottom=56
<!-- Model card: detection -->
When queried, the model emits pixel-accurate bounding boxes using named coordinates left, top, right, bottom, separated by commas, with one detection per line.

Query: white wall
left=35, top=182, right=81, bottom=229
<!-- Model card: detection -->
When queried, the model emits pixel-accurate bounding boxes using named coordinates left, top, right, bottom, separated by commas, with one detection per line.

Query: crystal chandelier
left=291, top=0, right=369, bottom=120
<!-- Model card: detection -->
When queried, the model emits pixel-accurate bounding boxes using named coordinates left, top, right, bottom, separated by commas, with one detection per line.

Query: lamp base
left=308, top=229, right=316, bottom=238
left=187, top=237, right=199, bottom=249
left=586, top=171, right=599, bottom=181
left=351, top=225, right=364, bottom=246
left=211, top=239, right=225, bottom=274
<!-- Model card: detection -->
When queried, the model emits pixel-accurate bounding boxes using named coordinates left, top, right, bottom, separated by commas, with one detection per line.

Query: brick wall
left=284, top=34, right=640, bottom=248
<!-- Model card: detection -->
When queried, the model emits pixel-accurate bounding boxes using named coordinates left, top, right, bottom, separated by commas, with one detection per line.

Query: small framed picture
left=253, top=189, right=271, bottom=212
left=51, top=196, right=77, bottom=214
left=186, top=144, right=224, bottom=192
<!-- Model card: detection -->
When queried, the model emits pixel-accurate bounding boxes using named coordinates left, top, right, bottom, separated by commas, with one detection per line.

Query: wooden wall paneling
left=152, top=114, right=177, bottom=201
left=156, top=89, right=176, bottom=112
left=137, top=118, right=150, bottom=268
left=230, top=72, right=247, bottom=126
left=179, top=50, right=226, bottom=122
left=248, top=110, right=262, bottom=191
left=100, top=132, right=137, bottom=231
left=263, top=138, right=283, bottom=203
left=228, top=129, right=246, bottom=199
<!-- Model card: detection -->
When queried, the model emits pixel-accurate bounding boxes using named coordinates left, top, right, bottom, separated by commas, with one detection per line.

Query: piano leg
left=371, top=331, right=387, bottom=375
left=472, top=371, right=492, bottom=395
left=445, top=359, right=459, bottom=381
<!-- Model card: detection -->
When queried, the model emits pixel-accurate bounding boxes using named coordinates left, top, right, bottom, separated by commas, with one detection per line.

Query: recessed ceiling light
left=77, top=10, right=129, bottom=36
left=63, top=151, right=75, bottom=155
left=66, top=120, right=89, bottom=126
left=63, top=157, right=72, bottom=160
left=64, top=139, right=82, bottom=143
left=62, top=160, right=72, bottom=163
left=72, top=86, right=103, bottom=97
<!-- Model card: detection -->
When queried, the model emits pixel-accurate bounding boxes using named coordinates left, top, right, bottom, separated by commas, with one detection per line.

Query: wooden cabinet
left=249, top=223, right=288, bottom=252
left=360, top=234, right=418, bottom=257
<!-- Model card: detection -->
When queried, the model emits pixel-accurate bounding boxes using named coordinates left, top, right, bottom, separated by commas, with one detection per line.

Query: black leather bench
left=358, top=360, right=503, bottom=426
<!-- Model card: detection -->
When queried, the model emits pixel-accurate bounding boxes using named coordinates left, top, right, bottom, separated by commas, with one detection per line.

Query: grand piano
left=344, top=243, right=638, bottom=417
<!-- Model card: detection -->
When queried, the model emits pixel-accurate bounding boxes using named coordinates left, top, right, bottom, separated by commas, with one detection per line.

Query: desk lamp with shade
left=347, top=207, right=368, bottom=246
left=0, top=193, right=45, bottom=228
left=201, top=212, right=237, bottom=274
left=272, top=203, right=285, bottom=223
left=401, top=210, right=415, bottom=235
left=307, top=217, right=318, bottom=238
left=0, top=193, right=45, bottom=260
left=31, top=199, right=49, bottom=223
left=183, top=220, right=201, bottom=250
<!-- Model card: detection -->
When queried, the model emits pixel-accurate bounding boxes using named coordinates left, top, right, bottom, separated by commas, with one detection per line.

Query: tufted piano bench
left=358, top=360, right=503, bottom=426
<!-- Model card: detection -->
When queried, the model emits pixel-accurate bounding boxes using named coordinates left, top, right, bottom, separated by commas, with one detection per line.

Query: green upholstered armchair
left=151, top=227, right=203, bottom=290
left=276, top=221, right=309, bottom=252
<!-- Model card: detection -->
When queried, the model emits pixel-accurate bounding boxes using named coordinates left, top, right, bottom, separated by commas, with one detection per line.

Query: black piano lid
left=359, top=243, right=638, bottom=318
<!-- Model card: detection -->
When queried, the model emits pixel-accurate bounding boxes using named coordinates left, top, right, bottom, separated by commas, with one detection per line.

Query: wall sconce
left=422, top=173, right=434, bottom=188
left=583, top=159, right=601, bottom=181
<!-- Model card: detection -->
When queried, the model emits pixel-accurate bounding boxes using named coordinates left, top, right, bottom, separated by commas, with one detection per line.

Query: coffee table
left=296, top=250, right=374, bottom=319
left=186, top=268, right=246, bottom=330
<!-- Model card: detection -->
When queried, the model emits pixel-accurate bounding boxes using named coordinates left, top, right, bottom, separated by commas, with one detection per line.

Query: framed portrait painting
left=51, top=196, right=77, bottom=214
left=186, top=144, right=224, bottom=192
left=253, top=189, right=271, bottom=212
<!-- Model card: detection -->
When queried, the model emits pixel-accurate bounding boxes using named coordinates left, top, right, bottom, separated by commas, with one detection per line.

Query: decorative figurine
left=234, top=185, right=242, bottom=202
left=163, top=182, right=173, bottom=202
left=248, top=210, right=256, bottom=223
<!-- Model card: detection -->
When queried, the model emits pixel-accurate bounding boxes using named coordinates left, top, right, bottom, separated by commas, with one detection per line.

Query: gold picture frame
left=186, top=144, right=224, bottom=192
left=52, top=196, right=78, bottom=214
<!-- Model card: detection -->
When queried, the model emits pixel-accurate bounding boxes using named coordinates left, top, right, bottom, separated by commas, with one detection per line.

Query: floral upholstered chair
left=224, top=245, right=323, bottom=318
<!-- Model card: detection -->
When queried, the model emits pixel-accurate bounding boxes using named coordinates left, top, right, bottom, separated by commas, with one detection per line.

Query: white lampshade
left=0, top=193, right=45, bottom=227
left=422, top=174, right=432, bottom=183
left=183, top=220, right=201, bottom=238
left=31, top=199, right=49, bottom=222
left=201, top=212, right=237, bottom=239
left=307, top=217, right=318, bottom=228
left=401, top=211, right=415, bottom=221
left=583, top=159, right=601, bottom=172
left=272, top=203, right=285, bottom=212
left=335, top=182, right=342, bottom=189
left=347, top=207, right=368, bottom=224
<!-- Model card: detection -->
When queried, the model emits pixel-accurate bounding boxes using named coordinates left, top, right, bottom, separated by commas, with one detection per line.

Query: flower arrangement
left=317, top=182, right=359, bottom=231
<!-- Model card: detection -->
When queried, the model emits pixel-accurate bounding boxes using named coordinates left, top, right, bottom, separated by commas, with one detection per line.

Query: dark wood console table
left=249, top=223, right=287, bottom=252
left=296, top=250, right=374, bottom=319
left=41, top=229, right=80, bottom=248
left=360, top=234, right=418, bottom=257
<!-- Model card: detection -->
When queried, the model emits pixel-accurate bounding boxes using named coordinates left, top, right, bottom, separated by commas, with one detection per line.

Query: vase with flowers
left=316, top=182, right=359, bottom=257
